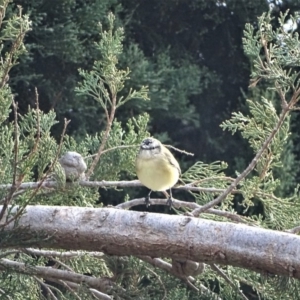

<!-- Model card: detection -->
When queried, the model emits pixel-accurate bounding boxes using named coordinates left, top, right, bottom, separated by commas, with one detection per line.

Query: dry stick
left=34, top=276, right=58, bottom=300
left=137, top=256, right=198, bottom=292
left=191, top=105, right=291, bottom=217
left=50, top=257, right=75, bottom=272
left=63, top=279, right=113, bottom=300
left=0, top=187, right=29, bottom=205
left=89, top=289, right=112, bottom=300
left=85, top=145, right=138, bottom=159
left=86, top=91, right=117, bottom=178
left=0, top=179, right=239, bottom=196
left=49, top=279, right=112, bottom=300
left=33, top=88, right=41, bottom=153
left=187, top=176, right=235, bottom=186
left=0, top=258, right=110, bottom=292
left=86, top=143, right=193, bottom=161
left=164, top=144, right=194, bottom=156
left=137, top=256, right=222, bottom=299
left=0, top=177, right=253, bottom=225
left=55, top=280, right=81, bottom=300
left=0, top=250, right=21, bottom=259
left=0, top=177, right=288, bottom=204
left=22, top=248, right=104, bottom=259
left=145, top=266, right=167, bottom=300
left=117, top=198, right=254, bottom=225
left=210, top=264, right=249, bottom=300
left=0, top=178, right=273, bottom=225
left=42, top=282, right=71, bottom=300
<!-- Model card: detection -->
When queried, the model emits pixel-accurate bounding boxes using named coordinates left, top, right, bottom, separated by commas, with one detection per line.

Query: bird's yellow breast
left=136, top=157, right=179, bottom=191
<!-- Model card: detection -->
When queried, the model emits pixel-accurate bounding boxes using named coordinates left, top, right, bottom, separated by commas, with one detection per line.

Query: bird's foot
left=166, top=196, right=173, bottom=209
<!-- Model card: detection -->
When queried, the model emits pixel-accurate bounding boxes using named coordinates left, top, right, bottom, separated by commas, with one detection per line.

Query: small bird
left=136, top=137, right=181, bottom=208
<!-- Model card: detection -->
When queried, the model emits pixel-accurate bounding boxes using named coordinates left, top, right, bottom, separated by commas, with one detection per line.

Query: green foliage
left=0, top=2, right=31, bottom=124
left=76, top=12, right=149, bottom=109
left=218, top=12, right=300, bottom=233
left=182, top=161, right=230, bottom=206
left=83, top=114, right=149, bottom=181
left=221, top=98, right=290, bottom=172
left=244, top=12, right=300, bottom=88
left=0, top=9, right=156, bottom=299
left=1, top=2, right=300, bottom=299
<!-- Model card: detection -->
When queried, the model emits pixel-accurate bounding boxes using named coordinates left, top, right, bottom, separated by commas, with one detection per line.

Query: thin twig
left=0, top=179, right=237, bottom=196
left=56, top=280, right=81, bottom=300
left=86, top=91, right=117, bottom=178
left=0, top=258, right=111, bottom=292
left=137, top=256, right=222, bottom=299
left=33, top=276, right=58, bottom=300
left=186, top=176, right=235, bottom=186
left=137, top=256, right=197, bottom=290
left=0, top=178, right=280, bottom=202
left=145, top=266, right=167, bottom=300
left=210, top=264, right=249, bottom=300
left=85, top=145, right=138, bottom=159
left=0, top=250, right=21, bottom=259
left=22, top=248, right=104, bottom=259
left=164, top=144, right=194, bottom=156
left=117, top=198, right=255, bottom=225
left=0, top=189, right=28, bottom=204
left=50, top=257, right=75, bottom=272
left=89, top=288, right=112, bottom=300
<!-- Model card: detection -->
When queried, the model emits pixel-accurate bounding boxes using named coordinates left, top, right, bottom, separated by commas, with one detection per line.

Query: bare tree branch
left=0, top=258, right=112, bottom=292
left=34, top=276, right=58, bottom=300
left=2, top=205, right=300, bottom=280
left=117, top=198, right=255, bottom=225
left=22, top=248, right=104, bottom=259
left=210, top=264, right=249, bottom=300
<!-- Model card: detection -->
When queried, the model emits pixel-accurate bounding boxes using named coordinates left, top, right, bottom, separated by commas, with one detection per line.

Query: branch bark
left=2, top=205, right=300, bottom=279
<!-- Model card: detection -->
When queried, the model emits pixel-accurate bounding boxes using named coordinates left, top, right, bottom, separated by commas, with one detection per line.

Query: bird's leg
left=166, top=188, right=173, bottom=209
left=145, top=190, right=152, bottom=207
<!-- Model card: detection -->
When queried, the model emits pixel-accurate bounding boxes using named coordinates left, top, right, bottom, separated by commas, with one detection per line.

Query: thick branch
left=1, top=206, right=300, bottom=279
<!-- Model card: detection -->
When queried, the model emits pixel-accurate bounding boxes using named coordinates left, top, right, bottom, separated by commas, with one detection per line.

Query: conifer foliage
left=1, top=2, right=300, bottom=299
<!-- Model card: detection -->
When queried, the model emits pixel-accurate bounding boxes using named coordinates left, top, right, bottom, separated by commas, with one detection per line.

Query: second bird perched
left=135, top=137, right=181, bottom=208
